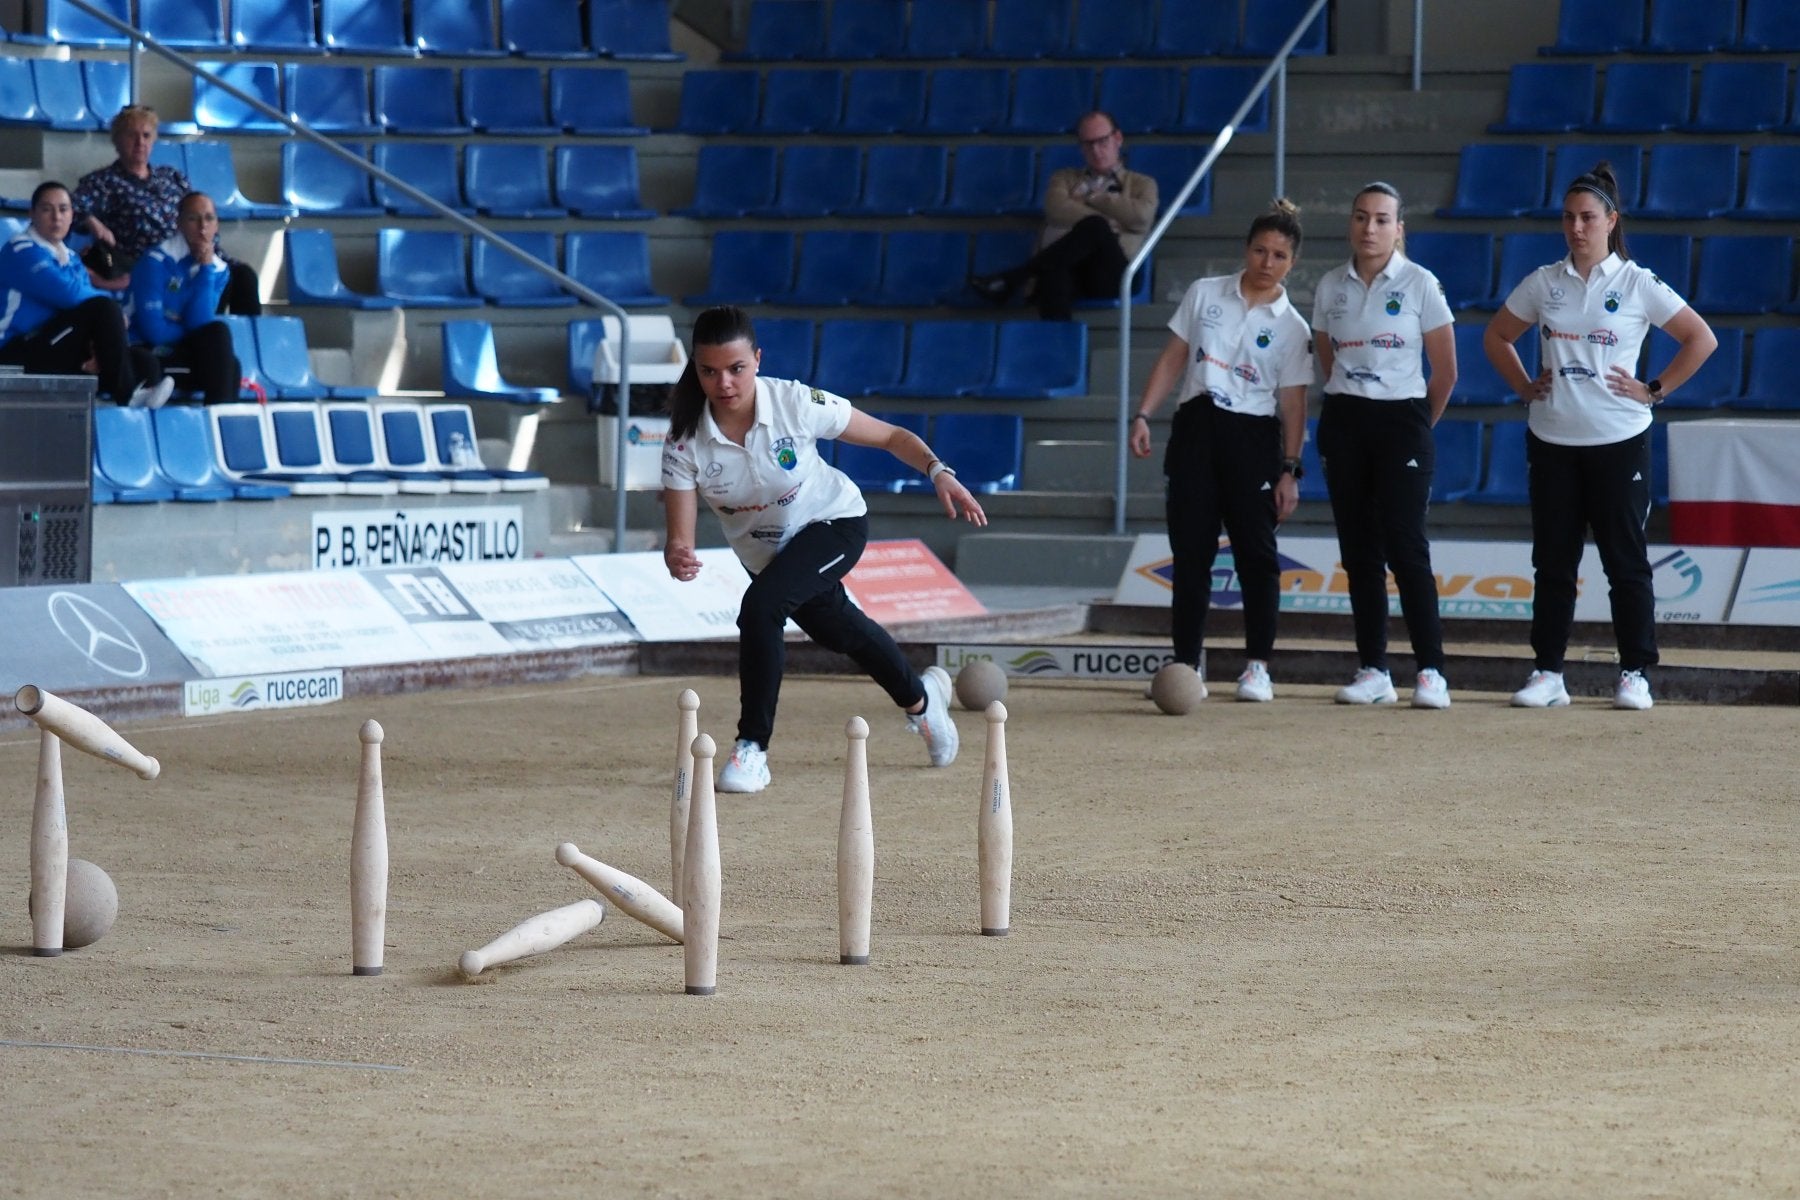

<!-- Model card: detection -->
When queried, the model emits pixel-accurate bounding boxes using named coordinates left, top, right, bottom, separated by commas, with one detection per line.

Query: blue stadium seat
left=286, top=228, right=400, bottom=309
left=566, top=319, right=605, bottom=396
left=362, top=403, right=455, bottom=492
left=550, top=67, right=647, bottom=134
left=886, top=321, right=996, bottom=397
left=968, top=229, right=1037, bottom=281
left=1026, top=141, right=1083, bottom=210
left=258, top=315, right=375, bottom=399
left=285, top=64, right=379, bottom=134
left=770, top=230, right=884, bottom=304
left=44, top=0, right=131, bottom=48
left=932, top=145, right=1037, bottom=217
left=374, top=403, right=492, bottom=493
left=826, top=0, right=905, bottom=60
left=1464, top=421, right=1528, bottom=505
left=923, top=67, right=1008, bottom=135
left=1442, top=324, right=1534, bottom=406
left=412, top=1, right=503, bottom=55
left=1689, top=62, right=1787, bottom=132
left=757, top=67, right=842, bottom=133
left=1297, top=419, right=1327, bottom=503
left=221, top=316, right=272, bottom=400
left=441, top=322, right=560, bottom=404
left=209, top=402, right=344, bottom=495
left=1236, top=0, right=1328, bottom=57
left=1175, top=65, right=1268, bottom=134
left=1490, top=62, right=1595, bottom=133
left=473, top=231, right=576, bottom=308
left=320, top=0, right=409, bottom=55
left=231, top=0, right=321, bottom=53
left=1737, top=0, right=1800, bottom=51
left=981, top=0, right=1070, bottom=59
left=83, top=61, right=131, bottom=129
left=1097, top=65, right=1181, bottom=134
left=1403, top=231, right=1494, bottom=311
left=756, top=145, right=862, bottom=217
left=973, top=321, right=1087, bottom=398
left=465, top=144, right=565, bottom=217
left=931, top=413, right=1022, bottom=493
left=1645, top=325, right=1745, bottom=408
left=733, top=0, right=826, bottom=60
left=374, top=142, right=471, bottom=214
left=672, top=70, right=759, bottom=134
left=318, top=402, right=443, bottom=494
left=1436, top=143, right=1547, bottom=219
left=1062, top=0, right=1153, bottom=57
left=428, top=404, right=548, bottom=490
left=139, top=0, right=225, bottom=48
left=682, top=230, right=794, bottom=306
left=153, top=406, right=288, bottom=500
left=1629, top=233, right=1695, bottom=297
left=1429, top=420, right=1482, bottom=503
left=901, top=0, right=987, bottom=59
left=193, top=60, right=284, bottom=133
left=1731, top=328, right=1800, bottom=411
left=1148, top=0, right=1238, bottom=57
left=1470, top=232, right=1568, bottom=310
left=283, top=141, right=383, bottom=217
left=0, top=60, right=47, bottom=127
left=1735, top=147, right=1800, bottom=219
left=1649, top=422, right=1669, bottom=507
left=1585, top=62, right=1687, bottom=133
left=1646, top=0, right=1737, bottom=52
left=587, top=0, right=683, bottom=60
left=835, top=413, right=925, bottom=492
left=1531, top=142, right=1641, bottom=217
left=753, top=317, right=815, bottom=380
left=378, top=229, right=478, bottom=308
left=1005, top=66, right=1092, bottom=134
left=840, top=68, right=927, bottom=134
left=184, top=140, right=293, bottom=218
left=672, top=144, right=780, bottom=217
left=93, top=408, right=185, bottom=503
left=374, top=66, right=467, bottom=135
left=30, top=60, right=96, bottom=131
left=1540, top=0, right=1645, bottom=54
left=565, top=231, right=670, bottom=306
left=1692, top=236, right=1792, bottom=314
left=1128, top=143, right=1211, bottom=217
left=555, top=145, right=654, bottom=218
left=501, top=0, right=591, bottom=58
left=842, top=143, right=947, bottom=216
left=813, top=321, right=906, bottom=398
left=463, top=66, right=556, bottom=135
left=1637, top=146, right=1738, bottom=220
left=1071, top=259, right=1151, bottom=311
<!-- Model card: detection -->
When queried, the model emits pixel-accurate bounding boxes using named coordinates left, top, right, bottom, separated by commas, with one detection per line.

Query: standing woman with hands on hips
left=1130, top=199, right=1314, bottom=703
left=1484, top=162, right=1716, bottom=711
left=661, top=306, right=988, bottom=795
left=1311, top=182, right=1459, bottom=709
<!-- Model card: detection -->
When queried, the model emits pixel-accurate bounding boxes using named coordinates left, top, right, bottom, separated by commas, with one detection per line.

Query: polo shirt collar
left=1558, top=252, right=1623, bottom=282
left=1233, top=271, right=1290, bottom=314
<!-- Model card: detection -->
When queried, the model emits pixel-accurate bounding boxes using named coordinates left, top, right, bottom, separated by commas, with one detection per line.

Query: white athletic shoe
left=1144, top=663, right=1206, bottom=702
left=907, top=665, right=960, bottom=767
left=127, top=377, right=175, bottom=410
left=1511, top=670, right=1570, bottom=708
left=1613, top=669, right=1653, bottom=711
left=716, top=739, right=770, bottom=794
left=1235, top=660, right=1273, bottom=703
left=1411, top=668, right=1451, bottom=710
left=1335, top=667, right=1398, bottom=705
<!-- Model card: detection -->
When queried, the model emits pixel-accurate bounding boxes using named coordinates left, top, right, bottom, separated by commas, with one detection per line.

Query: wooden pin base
left=684, top=985, right=716, bottom=996
left=981, top=928, right=1009, bottom=937
left=32, top=947, right=62, bottom=957
left=352, top=966, right=383, bottom=976
left=840, top=954, right=869, bottom=965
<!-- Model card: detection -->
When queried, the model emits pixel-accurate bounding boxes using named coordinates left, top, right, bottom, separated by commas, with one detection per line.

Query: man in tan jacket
left=969, top=110, right=1158, bottom=320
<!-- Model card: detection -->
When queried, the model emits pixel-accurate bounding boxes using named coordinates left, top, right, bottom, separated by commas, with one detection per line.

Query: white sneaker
left=907, top=665, right=959, bottom=767
left=127, top=377, right=175, bottom=410
left=1613, top=669, right=1653, bottom=711
left=1335, top=667, right=1397, bottom=705
left=1235, top=660, right=1273, bottom=702
left=1411, top=668, right=1451, bottom=710
left=1144, top=663, right=1207, bottom=701
left=717, top=739, right=770, bottom=794
left=1511, top=670, right=1569, bottom=708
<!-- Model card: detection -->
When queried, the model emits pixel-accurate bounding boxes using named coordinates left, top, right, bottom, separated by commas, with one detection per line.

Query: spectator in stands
left=968, top=110, right=1157, bottom=320
left=126, top=192, right=241, bottom=404
left=0, top=181, right=172, bottom=408
left=73, top=105, right=262, bottom=315
left=1128, top=200, right=1312, bottom=703
left=660, top=305, right=987, bottom=794
left=1311, top=182, right=1459, bottom=710
left=1484, top=161, right=1717, bottom=712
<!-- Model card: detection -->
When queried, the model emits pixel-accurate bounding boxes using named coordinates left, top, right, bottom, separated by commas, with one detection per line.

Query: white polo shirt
left=1311, top=251, right=1454, bottom=400
left=1503, top=253, right=1686, bottom=447
left=661, top=375, right=867, bottom=572
left=1167, top=272, right=1314, bottom=418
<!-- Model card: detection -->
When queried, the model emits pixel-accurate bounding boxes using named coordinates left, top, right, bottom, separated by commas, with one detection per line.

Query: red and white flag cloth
left=1668, top=420, right=1800, bottom=548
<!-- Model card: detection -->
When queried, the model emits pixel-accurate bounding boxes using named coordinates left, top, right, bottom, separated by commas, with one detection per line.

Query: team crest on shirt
left=772, top=437, right=798, bottom=470
left=1604, top=290, right=1622, bottom=312
left=808, top=388, right=828, bottom=405
left=1254, top=327, right=1273, bottom=348
left=1384, top=291, right=1405, bottom=315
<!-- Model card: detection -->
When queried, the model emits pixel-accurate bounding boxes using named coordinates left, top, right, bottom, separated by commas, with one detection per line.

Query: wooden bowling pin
left=838, top=716, right=873, bottom=965
left=681, top=733, right=721, bottom=996
left=29, top=731, right=67, bottom=958
left=458, top=898, right=605, bottom=980
left=978, top=701, right=1013, bottom=937
left=14, top=684, right=159, bottom=780
left=671, top=689, right=699, bottom=908
left=556, top=843, right=683, bottom=944
left=351, top=719, right=388, bottom=977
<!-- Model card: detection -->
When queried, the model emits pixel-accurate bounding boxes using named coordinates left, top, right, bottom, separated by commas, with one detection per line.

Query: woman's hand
left=1129, top=417, right=1152, bottom=458
left=664, top=542, right=702, bottom=582
left=1605, top=364, right=1656, bottom=407
left=1523, top=368, right=1553, bottom=403
left=935, top=473, right=988, bottom=526
left=1274, top=473, right=1300, bottom=523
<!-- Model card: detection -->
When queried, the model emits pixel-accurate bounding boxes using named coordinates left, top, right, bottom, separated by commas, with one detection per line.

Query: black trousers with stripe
left=736, top=516, right=924, bottom=748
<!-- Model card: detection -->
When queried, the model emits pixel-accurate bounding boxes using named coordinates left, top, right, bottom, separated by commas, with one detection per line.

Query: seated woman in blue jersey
left=126, top=191, right=241, bottom=404
left=0, top=181, right=171, bottom=409
left=660, top=305, right=989, bottom=795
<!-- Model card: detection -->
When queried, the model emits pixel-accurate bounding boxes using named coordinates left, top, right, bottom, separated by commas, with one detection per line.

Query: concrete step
left=952, top=531, right=1139, bottom=588
left=1026, top=439, right=1160, bottom=494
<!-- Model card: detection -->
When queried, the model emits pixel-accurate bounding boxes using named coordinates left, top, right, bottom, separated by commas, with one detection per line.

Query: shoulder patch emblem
left=809, top=387, right=828, bottom=405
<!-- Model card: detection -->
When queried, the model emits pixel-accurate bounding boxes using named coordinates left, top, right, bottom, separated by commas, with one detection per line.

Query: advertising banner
left=438, top=560, right=637, bottom=650
left=311, top=506, right=525, bottom=570
left=0, top=582, right=198, bottom=695
left=1725, top=549, right=1800, bottom=626
left=1573, top=544, right=1744, bottom=625
left=842, top=540, right=987, bottom=624
left=574, top=548, right=757, bottom=641
left=360, top=567, right=517, bottom=658
left=936, top=643, right=1176, bottom=680
left=182, top=670, right=344, bottom=717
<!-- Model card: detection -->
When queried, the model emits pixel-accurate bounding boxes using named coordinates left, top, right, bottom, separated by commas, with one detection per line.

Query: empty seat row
left=220, top=314, right=374, bottom=402
left=729, top=0, right=1325, bottom=63
left=1492, top=60, right=1800, bottom=135
left=1541, top=0, right=1799, bottom=56
left=28, top=0, right=679, bottom=61
left=284, top=142, right=652, bottom=221
left=674, top=64, right=1270, bottom=138
left=1439, top=142, right=1800, bottom=221
left=676, top=141, right=1210, bottom=220
left=833, top=412, right=1024, bottom=495
left=0, top=57, right=128, bottom=131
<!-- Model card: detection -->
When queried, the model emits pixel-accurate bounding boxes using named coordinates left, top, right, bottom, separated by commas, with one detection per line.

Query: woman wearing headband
left=1311, top=182, right=1459, bottom=708
left=1484, top=162, right=1716, bottom=710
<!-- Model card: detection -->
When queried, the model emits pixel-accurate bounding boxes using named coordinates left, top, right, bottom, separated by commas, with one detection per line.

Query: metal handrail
left=1110, top=0, right=1331, bottom=535
left=65, top=0, right=641, bottom=553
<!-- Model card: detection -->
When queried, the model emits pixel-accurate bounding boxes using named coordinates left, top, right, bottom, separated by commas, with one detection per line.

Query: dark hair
left=1564, top=161, right=1630, bottom=260
left=667, top=306, right=759, bottom=440
left=1077, top=109, right=1120, bottom=139
left=30, top=180, right=71, bottom=208
left=178, top=190, right=215, bottom=215
left=1353, top=182, right=1405, bottom=253
left=1246, top=197, right=1303, bottom=253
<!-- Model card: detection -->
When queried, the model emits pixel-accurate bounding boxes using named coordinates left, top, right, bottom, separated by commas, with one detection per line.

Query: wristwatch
left=1646, top=378, right=1664, bottom=405
left=1280, top=457, right=1304, bottom=481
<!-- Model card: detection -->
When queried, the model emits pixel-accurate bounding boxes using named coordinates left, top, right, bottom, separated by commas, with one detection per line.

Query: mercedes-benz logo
left=46, top=592, right=149, bottom=679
